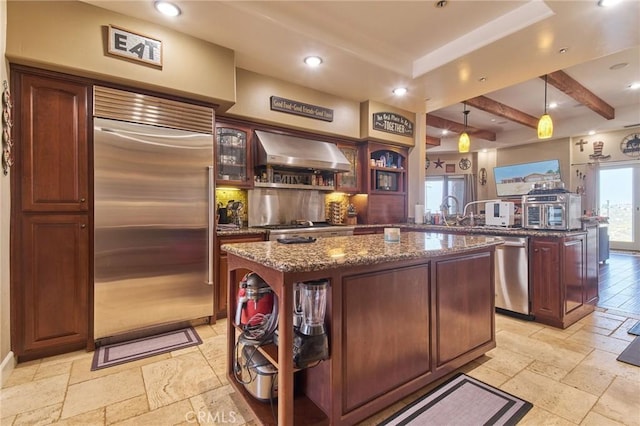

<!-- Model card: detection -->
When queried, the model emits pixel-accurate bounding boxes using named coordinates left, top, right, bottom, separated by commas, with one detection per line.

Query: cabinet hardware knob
left=81, top=224, right=86, bottom=229
left=80, top=198, right=86, bottom=202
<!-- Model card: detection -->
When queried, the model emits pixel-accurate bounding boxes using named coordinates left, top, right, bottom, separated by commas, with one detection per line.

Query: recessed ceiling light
left=610, top=62, right=628, bottom=70
left=558, top=48, right=568, bottom=54
left=435, top=0, right=448, bottom=8
left=478, top=77, right=487, bottom=83
left=598, top=0, right=622, bottom=7
left=393, top=87, right=408, bottom=96
left=154, top=1, right=181, bottom=17
left=304, top=56, right=323, bottom=67
left=548, top=102, right=558, bottom=109
left=441, top=129, right=449, bottom=135
left=588, top=130, right=596, bottom=135
left=629, top=82, right=640, bottom=90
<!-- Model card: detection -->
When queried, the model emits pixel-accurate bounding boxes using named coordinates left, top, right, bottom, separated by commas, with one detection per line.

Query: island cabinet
left=223, top=233, right=498, bottom=425
left=214, top=233, right=266, bottom=319
left=530, top=232, right=597, bottom=329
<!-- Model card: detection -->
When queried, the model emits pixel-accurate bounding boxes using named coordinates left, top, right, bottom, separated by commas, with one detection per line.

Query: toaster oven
left=522, top=193, right=582, bottom=230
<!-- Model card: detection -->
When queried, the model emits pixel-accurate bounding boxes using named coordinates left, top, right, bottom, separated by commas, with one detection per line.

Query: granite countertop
left=216, top=227, right=267, bottom=237
left=222, top=232, right=504, bottom=273
left=357, top=224, right=587, bottom=238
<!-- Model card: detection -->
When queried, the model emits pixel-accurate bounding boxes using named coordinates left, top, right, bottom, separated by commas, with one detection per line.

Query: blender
left=293, top=279, right=329, bottom=368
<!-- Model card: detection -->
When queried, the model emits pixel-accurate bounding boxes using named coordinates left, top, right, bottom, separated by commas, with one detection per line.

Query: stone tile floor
left=1, top=253, right=639, bottom=425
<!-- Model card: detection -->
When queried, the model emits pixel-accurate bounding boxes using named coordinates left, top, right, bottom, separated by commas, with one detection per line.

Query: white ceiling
left=83, top=0, right=640, bottom=152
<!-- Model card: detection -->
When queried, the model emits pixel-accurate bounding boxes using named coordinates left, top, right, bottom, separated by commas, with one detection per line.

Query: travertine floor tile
left=141, top=351, right=221, bottom=410
left=189, top=385, right=248, bottom=425
left=567, top=329, right=630, bottom=354
left=0, top=415, right=17, bottom=425
left=527, top=360, right=571, bottom=381
left=477, top=346, right=533, bottom=377
left=194, top=324, right=216, bottom=340
left=0, top=374, right=68, bottom=418
left=198, top=334, right=227, bottom=362
left=517, top=406, right=576, bottom=426
left=55, top=407, right=105, bottom=426
left=462, top=362, right=511, bottom=388
left=581, top=411, right=626, bottom=426
left=592, top=375, right=640, bottom=426
left=60, top=369, right=145, bottom=419
left=530, top=328, right=594, bottom=355
left=11, top=403, right=61, bottom=425
left=68, top=352, right=171, bottom=385
left=562, top=364, right=614, bottom=397
left=501, top=369, right=598, bottom=423
left=105, top=394, right=149, bottom=425
left=497, top=330, right=586, bottom=374
left=33, top=361, right=72, bottom=382
left=2, top=363, right=38, bottom=388
left=110, top=400, right=193, bottom=426
left=211, top=319, right=228, bottom=336
left=494, top=315, right=544, bottom=336
left=578, top=349, right=640, bottom=382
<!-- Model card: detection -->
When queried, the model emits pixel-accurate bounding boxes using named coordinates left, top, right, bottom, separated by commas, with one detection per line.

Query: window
left=425, top=176, right=465, bottom=215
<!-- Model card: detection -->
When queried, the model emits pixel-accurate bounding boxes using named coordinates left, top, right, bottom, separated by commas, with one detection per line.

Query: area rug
left=378, top=373, right=532, bottom=426
left=627, top=321, right=640, bottom=336
left=617, top=336, right=640, bottom=367
left=91, top=327, right=202, bottom=370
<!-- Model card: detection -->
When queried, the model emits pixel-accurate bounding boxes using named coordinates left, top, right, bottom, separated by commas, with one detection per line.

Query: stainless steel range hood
left=255, top=130, right=351, bottom=172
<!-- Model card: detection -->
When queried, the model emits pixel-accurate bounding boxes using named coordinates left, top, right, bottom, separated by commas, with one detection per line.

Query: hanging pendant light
left=458, top=102, right=470, bottom=153
left=537, top=75, right=554, bottom=139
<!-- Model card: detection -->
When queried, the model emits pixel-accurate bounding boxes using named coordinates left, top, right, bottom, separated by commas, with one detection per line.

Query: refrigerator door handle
left=207, top=165, right=214, bottom=286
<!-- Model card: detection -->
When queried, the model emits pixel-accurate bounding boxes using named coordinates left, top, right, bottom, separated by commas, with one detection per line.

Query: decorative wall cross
left=575, top=138, right=588, bottom=152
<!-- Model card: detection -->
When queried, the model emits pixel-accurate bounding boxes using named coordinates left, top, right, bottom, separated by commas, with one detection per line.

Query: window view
left=599, top=167, right=633, bottom=243
left=425, top=176, right=465, bottom=215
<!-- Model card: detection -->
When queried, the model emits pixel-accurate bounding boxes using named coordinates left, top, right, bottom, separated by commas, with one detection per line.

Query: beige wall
left=360, top=100, right=416, bottom=147
left=6, top=1, right=236, bottom=109
left=1, top=0, right=14, bottom=385
left=227, top=68, right=361, bottom=140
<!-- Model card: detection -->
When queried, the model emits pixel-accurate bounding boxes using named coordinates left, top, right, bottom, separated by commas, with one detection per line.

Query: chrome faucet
left=439, top=195, right=460, bottom=226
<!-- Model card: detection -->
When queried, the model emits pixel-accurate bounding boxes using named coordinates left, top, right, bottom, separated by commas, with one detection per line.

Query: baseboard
left=0, top=350, right=16, bottom=388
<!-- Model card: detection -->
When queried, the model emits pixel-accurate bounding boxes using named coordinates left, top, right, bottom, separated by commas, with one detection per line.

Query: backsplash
left=215, top=188, right=248, bottom=224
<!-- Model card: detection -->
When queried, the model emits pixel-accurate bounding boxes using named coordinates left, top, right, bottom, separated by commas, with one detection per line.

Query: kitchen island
left=223, top=232, right=503, bottom=425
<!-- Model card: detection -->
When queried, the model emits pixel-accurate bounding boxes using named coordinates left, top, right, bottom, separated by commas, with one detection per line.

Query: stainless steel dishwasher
left=494, top=236, right=533, bottom=319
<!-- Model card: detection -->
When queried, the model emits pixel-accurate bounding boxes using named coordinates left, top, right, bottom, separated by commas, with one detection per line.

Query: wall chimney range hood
left=254, top=130, right=351, bottom=172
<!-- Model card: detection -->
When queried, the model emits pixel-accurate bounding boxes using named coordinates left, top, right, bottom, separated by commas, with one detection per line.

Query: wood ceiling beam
left=465, top=95, right=539, bottom=129
left=544, top=71, right=615, bottom=120
left=426, top=135, right=441, bottom=146
left=426, top=114, right=497, bottom=141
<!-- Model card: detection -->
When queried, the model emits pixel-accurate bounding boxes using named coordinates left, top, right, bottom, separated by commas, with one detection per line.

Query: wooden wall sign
left=107, top=25, right=163, bottom=68
left=373, top=112, right=414, bottom=137
left=270, top=96, right=334, bottom=122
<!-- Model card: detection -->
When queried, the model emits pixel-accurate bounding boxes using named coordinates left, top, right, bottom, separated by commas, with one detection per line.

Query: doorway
left=598, top=165, right=640, bottom=251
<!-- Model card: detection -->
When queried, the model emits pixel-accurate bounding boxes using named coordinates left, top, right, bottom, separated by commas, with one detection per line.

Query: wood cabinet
left=11, top=66, right=90, bottom=361
left=351, top=142, right=408, bottom=224
left=215, top=122, right=252, bottom=187
left=336, top=144, right=360, bottom=193
left=530, top=233, right=597, bottom=329
left=215, top=233, right=266, bottom=318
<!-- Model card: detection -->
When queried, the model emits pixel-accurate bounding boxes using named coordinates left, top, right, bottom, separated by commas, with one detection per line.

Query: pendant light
left=458, top=102, right=470, bottom=153
left=537, top=75, right=553, bottom=139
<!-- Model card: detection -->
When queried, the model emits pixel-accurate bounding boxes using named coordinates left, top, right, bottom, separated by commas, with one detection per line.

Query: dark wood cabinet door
left=18, top=214, right=89, bottom=359
left=584, top=226, right=599, bottom=304
left=336, top=144, right=360, bottom=193
left=18, top=73, right=89, bottom=211
left=434, top=251, right=494, bottom=367
left=531, top=239, right=561, bottom=320
left=215, top=123, right=253, bottom=187
left=342, top=264, right=431, bottom=413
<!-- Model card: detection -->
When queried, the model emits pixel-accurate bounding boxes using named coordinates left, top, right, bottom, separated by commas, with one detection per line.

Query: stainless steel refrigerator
left=93, top=87, right=214, bottom=341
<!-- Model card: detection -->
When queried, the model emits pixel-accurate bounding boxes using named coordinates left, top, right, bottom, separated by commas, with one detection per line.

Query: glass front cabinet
left=336, top=144, right=360, bottom=193
left=215, top=123, right=252, bottom=187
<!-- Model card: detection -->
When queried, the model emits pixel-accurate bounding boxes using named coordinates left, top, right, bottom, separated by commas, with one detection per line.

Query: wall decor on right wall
left=620, top=132, right=640, bottom=158
left=589, top=141, right=611, bottom=160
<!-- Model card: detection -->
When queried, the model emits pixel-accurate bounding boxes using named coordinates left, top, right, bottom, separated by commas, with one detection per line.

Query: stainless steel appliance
left=485, top=201, right=515, bottom=227
left=495, top=236, right=532, bottom=318
left=93, top=86, right=214, bottom=342
left=258, top=222, right=355, bottom=241
left=522, top=190, right=582, bottom=230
